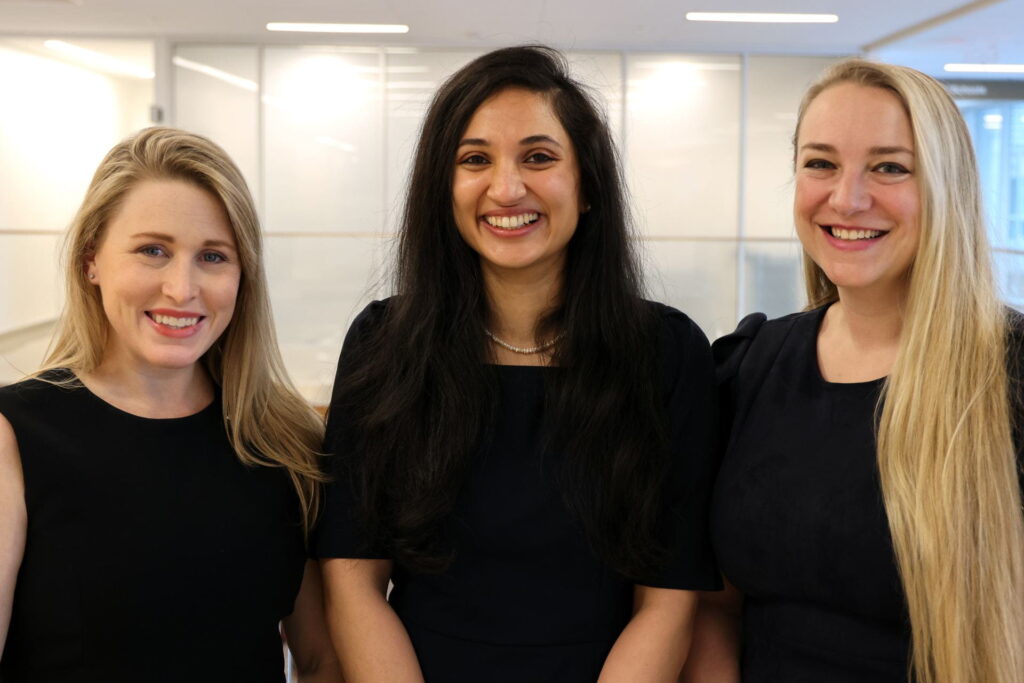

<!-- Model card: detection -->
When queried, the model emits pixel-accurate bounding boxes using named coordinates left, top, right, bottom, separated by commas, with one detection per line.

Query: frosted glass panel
left=993, top=250, right=1024, bottom=310
left=742, top=240, right=805, bottom=320
left=567, top=52, right=624, bottom=146
left=744, top=56, right=838, bottom=239
left=643, top=239, right=737, bottom=340
left=384, top=50, right=483, bottom=233
left=265, top=234, right=390, bottom=403
left=174, top=45, right=260, bottom=204
left=263, top=48, right=383, bottom=234
left=626, top=54, right=741, bottom=238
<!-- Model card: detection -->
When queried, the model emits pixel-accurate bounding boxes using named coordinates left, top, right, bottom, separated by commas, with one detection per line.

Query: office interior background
left=1, top=0, right=1022, bottom=404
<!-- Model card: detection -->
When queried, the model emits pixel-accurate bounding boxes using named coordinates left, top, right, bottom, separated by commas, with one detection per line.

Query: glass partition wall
left=0, top=38, right=154, bottom=386
left=172, top=46, right=837, bottom=402
left=0, top=41, right=856, bottom=401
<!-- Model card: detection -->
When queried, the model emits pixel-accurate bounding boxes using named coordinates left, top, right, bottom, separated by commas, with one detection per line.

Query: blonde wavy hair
left=43, top=126, right=324, bottom=534
left=796, top=60, right=1024, bottom=682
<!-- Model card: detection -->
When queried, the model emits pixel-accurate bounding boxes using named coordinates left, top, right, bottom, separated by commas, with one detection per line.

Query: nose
left=486, top=160, right=527, bottom=205
left=829, top=170, right=872, bottom=216
left=161, top=258, right=199, bottom=303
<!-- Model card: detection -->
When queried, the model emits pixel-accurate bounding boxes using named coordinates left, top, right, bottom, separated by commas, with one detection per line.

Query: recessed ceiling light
left=685, top=12, right=838, bottom=23
left=945, top=63, right=1024, bottom=74
left=266, top=22, right=409, bottom=34
left=43, top=40, right=154, bottom=78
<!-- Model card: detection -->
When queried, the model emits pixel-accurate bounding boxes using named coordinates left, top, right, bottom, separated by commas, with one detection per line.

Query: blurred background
left=1, top=0, right=1022, bottom=403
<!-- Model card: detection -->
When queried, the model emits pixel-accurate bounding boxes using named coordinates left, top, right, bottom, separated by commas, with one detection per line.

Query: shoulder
left=1006, top=307, right=1024, bottom=353
left=0, top=370, right=77, bottom=410
left=339, top=299, right=392, bottom=351
left=643, top=301, right=713, bottom=386
left=645, top=300, right=710, bottom=350
left=712, top=307, right=822, bottom=384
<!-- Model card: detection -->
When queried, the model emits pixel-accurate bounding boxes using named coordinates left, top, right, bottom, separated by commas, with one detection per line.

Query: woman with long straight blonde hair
left=683, top=59, right=1024, bottom=682
left=0, top=127, right=341, bottom=681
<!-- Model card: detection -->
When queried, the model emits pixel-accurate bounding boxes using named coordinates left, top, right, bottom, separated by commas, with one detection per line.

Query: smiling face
left=795, top=82, right=921, bottom=299
left=452, top=87, right=583, bottom=283
left=86, top=178, right=241, bottom=375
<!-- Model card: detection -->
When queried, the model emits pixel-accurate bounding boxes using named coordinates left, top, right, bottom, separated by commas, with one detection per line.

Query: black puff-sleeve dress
left=0, top=372, right=306, bottom=683
left=709, top=306, right=1024, bottom=682
left=315, top=299, right=721, bottom=682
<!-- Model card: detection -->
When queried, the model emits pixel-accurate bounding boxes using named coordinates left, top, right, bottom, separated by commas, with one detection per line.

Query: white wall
left=0, top=42, right=152, bottom=336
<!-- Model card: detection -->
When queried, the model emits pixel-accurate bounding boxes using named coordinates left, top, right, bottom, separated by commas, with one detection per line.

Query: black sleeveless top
left=0, top=372, right=306, bottom=683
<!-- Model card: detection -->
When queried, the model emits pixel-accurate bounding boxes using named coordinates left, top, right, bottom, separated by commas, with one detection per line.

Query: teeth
left=484, top=213, right=539, bottom=230
left=152, top=314, right=199, bottom=328
left=829, top=226, right=883, bottom=241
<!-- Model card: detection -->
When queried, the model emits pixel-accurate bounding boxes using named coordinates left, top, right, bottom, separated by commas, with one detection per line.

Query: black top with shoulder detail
left=0, top=371, right=306, bottom=683
left=710, top=306, right=1024, bottom=682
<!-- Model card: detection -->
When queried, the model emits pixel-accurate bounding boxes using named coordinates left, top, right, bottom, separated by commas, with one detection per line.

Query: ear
left=83, top=250, right=98, bottom=284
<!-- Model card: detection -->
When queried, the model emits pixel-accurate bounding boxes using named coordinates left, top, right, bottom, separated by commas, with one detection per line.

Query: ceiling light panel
left=266, top=23, right=410, bottom=34
left=685, top=12, right=838, bottom=23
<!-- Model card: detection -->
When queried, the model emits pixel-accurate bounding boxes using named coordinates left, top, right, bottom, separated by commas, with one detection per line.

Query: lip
left=819, top=224, right=888, bottom=252
left=145, top=309, right=206, bottom=338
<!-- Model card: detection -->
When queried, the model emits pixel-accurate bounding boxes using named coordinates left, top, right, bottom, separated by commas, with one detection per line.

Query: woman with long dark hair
left=315, top=46, right=720, bottom=681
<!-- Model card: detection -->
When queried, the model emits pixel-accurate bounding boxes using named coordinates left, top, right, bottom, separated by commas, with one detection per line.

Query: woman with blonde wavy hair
left=0, top=127, right=341, bottom=681
left=682, top=59, right=1024, bottom=682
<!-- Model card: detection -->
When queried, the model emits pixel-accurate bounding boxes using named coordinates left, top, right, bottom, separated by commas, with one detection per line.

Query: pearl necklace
left=485, top=329, right=561, bottom=355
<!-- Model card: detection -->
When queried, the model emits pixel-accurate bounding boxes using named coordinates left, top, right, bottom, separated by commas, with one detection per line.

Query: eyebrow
left=130, top=232, right=236, bottom=249
left=458, top=134, right=564, bottom=148
left=799, top=142, right=914, bottom=156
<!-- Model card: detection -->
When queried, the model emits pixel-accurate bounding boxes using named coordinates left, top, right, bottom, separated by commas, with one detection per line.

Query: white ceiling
left=0, top=0, right=1020, bottom=78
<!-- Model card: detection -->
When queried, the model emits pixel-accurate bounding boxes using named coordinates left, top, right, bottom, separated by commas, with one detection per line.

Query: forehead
left=463, top=88, right=568, bottom=139
left=798, top=83, right=913, bottom=149
left=103, top=178, right=236, bottom=245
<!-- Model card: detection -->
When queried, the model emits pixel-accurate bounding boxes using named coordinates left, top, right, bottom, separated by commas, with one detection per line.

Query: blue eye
left=200, top=251, right=228, bottom=264
left=138, top=245, right=166, bottom=257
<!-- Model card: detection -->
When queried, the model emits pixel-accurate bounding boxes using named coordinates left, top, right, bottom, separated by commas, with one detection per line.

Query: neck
left=816, top=281, right=907, bottom=383
left=482, top=263, right=563, bottom=345
left=80, top=349, right=214, bottom=419
left=832, top=280, right=907, bottom=348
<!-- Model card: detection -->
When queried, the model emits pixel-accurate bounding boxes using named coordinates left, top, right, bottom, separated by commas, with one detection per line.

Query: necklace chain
left=485, top=329, right=561, bottom=355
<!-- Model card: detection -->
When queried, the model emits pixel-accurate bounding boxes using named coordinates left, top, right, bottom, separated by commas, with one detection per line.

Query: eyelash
left=874, top=162, right=910, bottom=174
left=138, top=245, right=167, bottom=257
left=802, top=159, right=911, bottom=175
left=457, top=151, right=559, bottom=166
left=137, top=245, right=229, bottom=264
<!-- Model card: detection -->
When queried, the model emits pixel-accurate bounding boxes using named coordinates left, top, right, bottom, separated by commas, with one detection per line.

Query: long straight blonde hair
left=42, top=127, right=324, bottom=534
left=797, top=60, right=1024, bottom=682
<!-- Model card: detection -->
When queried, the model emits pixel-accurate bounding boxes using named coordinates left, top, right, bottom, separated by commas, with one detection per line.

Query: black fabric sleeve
left=313, top=300, right=391, bottom=560
left=636, top=305, right=723, bottom=591
left=1006, top=308, right=1024, bottom=494
left=711, top=312, right=767, bottom=448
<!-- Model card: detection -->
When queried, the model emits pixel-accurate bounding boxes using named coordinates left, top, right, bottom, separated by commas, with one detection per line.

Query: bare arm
left=678, top=582, right=742, bottom=683
left=0, top=414, right=26, bottom=657
left=281, top=559, right=344, bottom=682
left=320, top=558, right=423, bottom=683
left=597, top=585, right=698, bottom=683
